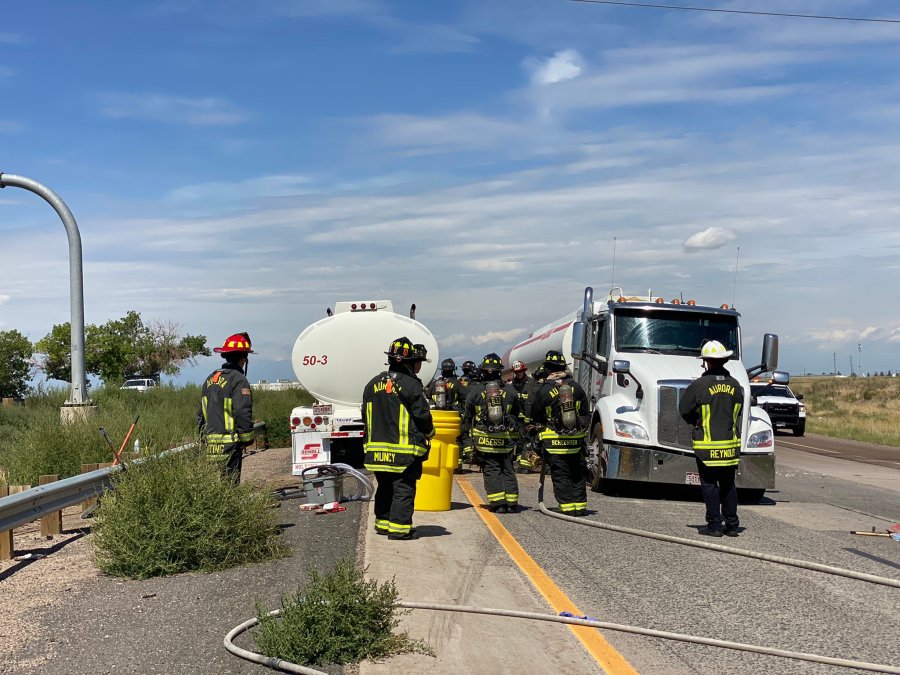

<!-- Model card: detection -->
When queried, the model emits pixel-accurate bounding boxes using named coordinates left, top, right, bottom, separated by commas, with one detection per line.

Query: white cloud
left=684, top=227, right=737, bottom=252
left=461, top=258, right=524, bottom=272
left=809, top=326, right=886, bottom=346
left=0, top=294, right=10, bottom=306
left=98, top=93, right=249, bottom=125
left=527, top=49, right=583, bottom=86
left=472, top=328, right=527, bottom=346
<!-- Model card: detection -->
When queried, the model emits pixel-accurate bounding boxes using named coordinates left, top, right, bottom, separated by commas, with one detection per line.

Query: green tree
left=35, top=312, right=210, bottom=384
left=0, top=329, right=34, bottom=399
left=34, top=323, right=72, bottom=383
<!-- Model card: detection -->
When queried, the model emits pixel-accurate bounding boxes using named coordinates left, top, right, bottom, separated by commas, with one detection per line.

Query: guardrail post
left=80, top=464, right=100, bottom=513
left=0, top=484, right=31, bottom=560
left=39, top=475, right=63, bottom=538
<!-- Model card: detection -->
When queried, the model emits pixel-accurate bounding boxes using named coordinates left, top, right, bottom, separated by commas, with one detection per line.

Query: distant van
left=120, top=378, right=156, bottom=393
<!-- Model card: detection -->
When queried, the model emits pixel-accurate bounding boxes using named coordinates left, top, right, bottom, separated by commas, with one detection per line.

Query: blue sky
left=2, top=0, right=899, bottom=385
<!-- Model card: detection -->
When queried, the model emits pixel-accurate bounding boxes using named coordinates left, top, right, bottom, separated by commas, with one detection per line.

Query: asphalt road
left=463, top=454, right=900, bottom=674
left=775, top=431, right=900, bottom=470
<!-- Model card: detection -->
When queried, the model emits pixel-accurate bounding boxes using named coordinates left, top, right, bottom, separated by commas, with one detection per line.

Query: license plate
left=685, top=472, right=701, bottom=486
left=313, top=404, right=333, bottom=415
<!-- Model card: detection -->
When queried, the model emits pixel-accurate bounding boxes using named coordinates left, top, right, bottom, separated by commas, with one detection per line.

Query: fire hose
left=223, top=463, right=899, bottom=674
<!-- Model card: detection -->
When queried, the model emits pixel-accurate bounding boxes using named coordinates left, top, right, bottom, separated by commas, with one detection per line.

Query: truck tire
left=793, top=420, right=806, bottom=437
left=588, top=422, right=607, bottom=493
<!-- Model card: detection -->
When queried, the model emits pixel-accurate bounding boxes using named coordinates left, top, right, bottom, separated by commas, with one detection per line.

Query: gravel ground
left=0, top=447, right=365, bottom=674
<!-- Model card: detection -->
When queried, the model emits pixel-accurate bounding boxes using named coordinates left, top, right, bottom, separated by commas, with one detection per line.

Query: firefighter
left=679, top=340, right=744, bottom=537
left=412, top=343, right=430, bottom=383
left=426, top=358, right=460, bottom=410
left=532, top=350, right=590, bottom=516
left=464, top=353, right=521, bottom=513
left=456, top=359, right=479, bottom=466
left=197, top=332, right=255, bottom=482
left=363, top=336, right=435, bottom=540
left=510, top=360, right=539, bottom=474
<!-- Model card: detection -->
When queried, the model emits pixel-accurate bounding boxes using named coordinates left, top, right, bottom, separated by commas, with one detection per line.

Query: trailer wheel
left=588, top=422, right=607, bottom=493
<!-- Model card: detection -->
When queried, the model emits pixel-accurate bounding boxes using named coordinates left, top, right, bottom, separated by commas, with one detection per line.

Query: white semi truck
left=506, top=286, right=778, bottom=501
left=288, top=301, right=438, bottom=475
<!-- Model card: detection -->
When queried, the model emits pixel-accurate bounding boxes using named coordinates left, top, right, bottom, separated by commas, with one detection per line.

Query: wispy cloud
left=98, top=92, right=249, bottom=125
left=0, top=294, right=10, bottom=306
left=0, top=120, right=23, bottom=133
left=167, top=174, right=313, bottom=204
left=0, top=33, right=23, bottom=44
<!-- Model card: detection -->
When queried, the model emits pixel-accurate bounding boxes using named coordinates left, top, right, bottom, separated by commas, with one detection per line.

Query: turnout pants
left=696, top=459, right=739, bottom=531
left=207, top=441, right=244, bottom=482
left=548, top=452, right=587, bottom=513
left=373, top=459, right=423, bottom=536
left=482, top=451, right=519, bottom=507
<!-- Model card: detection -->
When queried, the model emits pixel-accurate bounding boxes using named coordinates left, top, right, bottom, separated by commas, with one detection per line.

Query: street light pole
left=0, top=173, right=93, bottom=418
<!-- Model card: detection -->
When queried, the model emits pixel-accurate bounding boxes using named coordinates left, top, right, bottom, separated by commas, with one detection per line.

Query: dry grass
left=790, top=376, right=900, bottom=447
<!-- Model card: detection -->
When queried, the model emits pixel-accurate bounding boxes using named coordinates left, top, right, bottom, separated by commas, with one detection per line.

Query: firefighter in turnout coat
left=426, top=358, right=460, bottom=410
left=197, top=332, right=255, bottom=482
left=532, top=350, right=590, bottom=516
left=464, top=353, right=521, bottom=512
left=363, top=337, right=435, bottom=540
left=679, top=340, right=745, bottom=537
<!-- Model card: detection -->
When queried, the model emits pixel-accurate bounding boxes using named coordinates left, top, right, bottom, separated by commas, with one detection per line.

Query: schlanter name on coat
left=708, top=383, right=736, bottom=396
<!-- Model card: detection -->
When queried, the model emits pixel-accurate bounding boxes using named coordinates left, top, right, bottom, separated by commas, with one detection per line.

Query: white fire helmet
left=699, top=340, right=733, bottom=360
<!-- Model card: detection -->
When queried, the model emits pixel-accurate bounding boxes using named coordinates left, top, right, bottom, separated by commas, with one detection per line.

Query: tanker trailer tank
left=288, top=300, right=438, bottom=474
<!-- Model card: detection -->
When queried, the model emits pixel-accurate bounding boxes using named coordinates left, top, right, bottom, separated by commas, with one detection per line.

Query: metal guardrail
left=0, top=443, right=196, bottom=533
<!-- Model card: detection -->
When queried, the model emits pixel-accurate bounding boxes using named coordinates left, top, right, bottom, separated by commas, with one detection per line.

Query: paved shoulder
left=360, top=481, right=600, bottom=675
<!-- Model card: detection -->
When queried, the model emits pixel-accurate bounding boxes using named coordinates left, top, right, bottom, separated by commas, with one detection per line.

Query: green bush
left=91, top=449, right=285, bottom=579
left=253, top=389, right=314, bottom=447
left=253, top=559, right=431, bottom=667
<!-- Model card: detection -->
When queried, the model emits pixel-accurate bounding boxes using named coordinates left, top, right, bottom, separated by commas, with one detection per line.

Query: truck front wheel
left=588, top=422, right=607, bottom=492
left=793, top=420, right=806, bottom=437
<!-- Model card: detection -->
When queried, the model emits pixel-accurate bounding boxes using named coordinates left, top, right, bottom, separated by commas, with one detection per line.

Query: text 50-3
left=301, top=355, right=329, bottom=366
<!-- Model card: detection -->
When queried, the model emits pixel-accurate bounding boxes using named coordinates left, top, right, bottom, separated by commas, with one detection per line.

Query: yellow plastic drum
left=414, top=410, right=461, bottom=511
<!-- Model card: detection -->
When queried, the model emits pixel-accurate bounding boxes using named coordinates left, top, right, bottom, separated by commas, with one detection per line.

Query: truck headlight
left=614, top=419, right=649, bottom=440
left=746, top=430, right=773, bottom=449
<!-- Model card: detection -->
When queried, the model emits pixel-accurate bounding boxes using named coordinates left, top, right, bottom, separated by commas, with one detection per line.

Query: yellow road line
left=457, top=476, right=638, bottom=675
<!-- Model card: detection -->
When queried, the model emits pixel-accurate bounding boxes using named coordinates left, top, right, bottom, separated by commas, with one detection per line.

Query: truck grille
left=658, top=382, right=693, bottom=451
left=763, top=403, right=798, bottom=423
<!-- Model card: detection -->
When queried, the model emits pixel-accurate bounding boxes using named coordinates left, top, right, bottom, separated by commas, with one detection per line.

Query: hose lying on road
left=224, top=604, right=900, bottom=674
left=537, top=464, right=900, bottom=589
left=225, top=469, right=900, bottom=673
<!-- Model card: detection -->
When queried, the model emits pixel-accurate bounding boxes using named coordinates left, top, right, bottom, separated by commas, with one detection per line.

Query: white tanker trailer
left=505, top=286, right=778, bottom=501
left=288, top=300, right=438, bottom=475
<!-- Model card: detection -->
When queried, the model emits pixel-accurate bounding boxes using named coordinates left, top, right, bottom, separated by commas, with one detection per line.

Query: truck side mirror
left=796, top=393, right=804, bottom=400
left=571, top=321, right=587, bottom=360
left=751, top=395, right=758, bottom=407
left=772, top=370, right=790, bottom=384
left=612, top=360, right=631, bottom=374
left=761, top=334, right=779, bottom=372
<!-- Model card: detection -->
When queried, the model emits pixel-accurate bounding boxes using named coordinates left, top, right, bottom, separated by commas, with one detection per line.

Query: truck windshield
left=614, top=308, right=739, bottom=357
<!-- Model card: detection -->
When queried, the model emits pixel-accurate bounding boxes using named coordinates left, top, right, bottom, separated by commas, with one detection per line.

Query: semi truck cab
left=568, top=287, right=777, bottom=501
